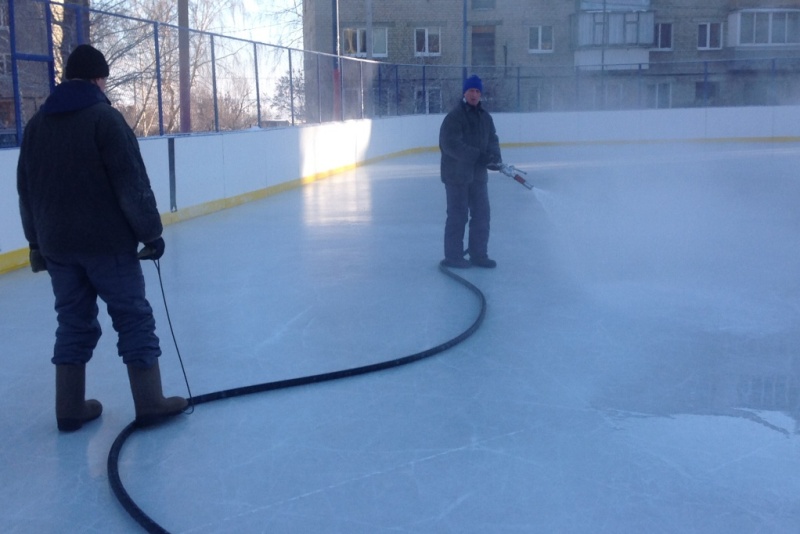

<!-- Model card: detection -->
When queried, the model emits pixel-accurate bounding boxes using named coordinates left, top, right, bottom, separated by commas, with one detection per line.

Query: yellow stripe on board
left=3, top=136, right=798, bottom=275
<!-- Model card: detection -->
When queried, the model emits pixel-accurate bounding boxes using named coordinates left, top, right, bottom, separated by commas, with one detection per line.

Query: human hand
left=479, top=152, right=501, bottom=168
left=29, top=246, right=47, bottom=273
left=138, top=237, right=165, bottom=260
left=487, top=159, right=503, bottom=171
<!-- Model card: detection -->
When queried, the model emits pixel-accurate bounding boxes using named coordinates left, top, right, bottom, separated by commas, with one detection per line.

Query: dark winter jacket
left=17, top=80, right=162, bottom=256
left=439, top=99, right=501, bottom=185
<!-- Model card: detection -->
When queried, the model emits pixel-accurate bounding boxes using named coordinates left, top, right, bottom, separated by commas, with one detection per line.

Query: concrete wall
left=3, top=106, right=799, bottom=273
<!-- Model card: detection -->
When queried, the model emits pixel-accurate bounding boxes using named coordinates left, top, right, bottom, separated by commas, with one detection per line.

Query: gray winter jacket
left=17, top=80, right=162, bottom=256
left=439, top=100, right=501, bottom=185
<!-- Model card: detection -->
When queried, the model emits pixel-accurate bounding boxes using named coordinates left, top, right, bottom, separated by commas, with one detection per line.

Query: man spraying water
left=438, top=74, right=502, bottom=269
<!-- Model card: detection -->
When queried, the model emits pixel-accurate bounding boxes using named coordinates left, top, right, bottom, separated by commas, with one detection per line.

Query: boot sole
left=135, top=399, right=189, bottom=427
left=57, top=400, right=103, bottom=432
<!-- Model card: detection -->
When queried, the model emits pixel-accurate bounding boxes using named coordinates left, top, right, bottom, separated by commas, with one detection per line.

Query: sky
left=218, top=0, right=303, bottom=49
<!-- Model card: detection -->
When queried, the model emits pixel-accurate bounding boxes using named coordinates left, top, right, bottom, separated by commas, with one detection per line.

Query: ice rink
left=2, top=142, right=799, bottom=533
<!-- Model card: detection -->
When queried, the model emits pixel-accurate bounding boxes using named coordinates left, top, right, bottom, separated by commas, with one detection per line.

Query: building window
left=738, top=10, right=800, bottom=45
left=624, top=13, right=639, bottom=44
left=0, top=54, right=10, bottom=76
left=592, top=12, right=605, bottom=45
left=654, top=23, right=672, bottom=49
left=342, top=27, right=388, bottom=58
left=647, top=82, right=671, bottom=108
left=577, top=11, right=654, bottom=47
left=342, top=28, right=363, bottom=56
left=698, top=22, right=722, bottom=50
left=372, top=28, right=388, bottom=56
left=597, top=82, right=624, bottom=109
left=695, top=81, right=718, bottom=104
left=473, top=0, right=495, bottom=9
left=471, top=26, right=495, bottom=66
left=415, top=28, right=441, bottom=57
left=529, top=26, right=554, bottom=52
left=772, top=10, right=800, bottom=43
left=526, top=87, right=541, bottom=111
left=372, top=87, right=396, bottom=116
left=415, top=86, right=442, bottom=114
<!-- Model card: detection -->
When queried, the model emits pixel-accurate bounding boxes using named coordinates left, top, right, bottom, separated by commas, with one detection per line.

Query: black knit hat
left=65, top=44, right=110, bottom=80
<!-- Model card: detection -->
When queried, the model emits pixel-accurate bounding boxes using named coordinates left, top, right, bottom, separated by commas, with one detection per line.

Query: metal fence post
left=359, top=60, right=364, bottom=119
left=211, top=35, right=219, bottom=132
left=637, top=63, right=642, bottom=109
left=254, top=42, right=262, bottom=127
left=8, top=0, right=23, bottom=145
left=377, top=63, right=383, bottom=117
left=771, top=58, right=777, bottom=106
left=289, top=49, right=296, bottom=125
left=422, top=64, right=427, bottom=114
left=153, top=22, right=165, bottom=136
left=316, top=55, right=322, bottom=123
left=395, top=64, right=400, bottom=116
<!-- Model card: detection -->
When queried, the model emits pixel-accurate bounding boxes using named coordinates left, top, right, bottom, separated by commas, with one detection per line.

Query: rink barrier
left=4, top=103, right=800, bottom=274
left=5, top=133, right=797, bottom=275
left=107, top=263, right=486, bottom=534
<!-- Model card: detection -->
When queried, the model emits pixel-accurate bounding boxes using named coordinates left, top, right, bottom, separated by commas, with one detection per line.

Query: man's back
left=17, top=81, right=161, bottom=256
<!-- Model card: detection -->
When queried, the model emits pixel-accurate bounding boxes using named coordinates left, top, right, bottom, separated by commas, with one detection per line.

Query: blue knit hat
left=463, top=74, right=483, bottom=94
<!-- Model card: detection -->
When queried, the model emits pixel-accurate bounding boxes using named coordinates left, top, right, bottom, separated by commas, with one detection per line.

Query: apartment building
left=2, top=0, right=93, bottom=146
left=0, top=1, right=18, bottom=140
left=303, top=0, right=800, bottom=117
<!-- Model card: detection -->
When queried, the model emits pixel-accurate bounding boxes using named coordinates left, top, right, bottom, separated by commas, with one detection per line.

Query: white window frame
left=0, top=54, right=10, bottom=76
left=698, top=22, right=723, bottom=50
left=527, top=86, right=541, bottom=111
left=578, top=11, right=654, bottom=47
left=592, top=12, right=605, bottom=45
left=371, top=27, right=388, bottom=56
left=623, top=13, right=639, bottom=44
left=737, top=10, right=800, bottom=46
left=647, top=82, right=671, bottom=109
left=414, top=27, right=441, bottom=57
left=342, top=27, right=388, bottom=58
left=528, top=25, right=554, bottom=53
left=654, top=22, right=672, bottom=50
left=415, top=86, right=442, bottom=114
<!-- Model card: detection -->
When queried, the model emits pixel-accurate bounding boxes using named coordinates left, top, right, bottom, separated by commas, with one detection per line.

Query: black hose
left=108, top=263, right=486, bottom=533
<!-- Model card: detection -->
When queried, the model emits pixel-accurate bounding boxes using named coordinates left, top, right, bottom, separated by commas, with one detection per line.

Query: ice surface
left=1, top=143, right=798, bottom=533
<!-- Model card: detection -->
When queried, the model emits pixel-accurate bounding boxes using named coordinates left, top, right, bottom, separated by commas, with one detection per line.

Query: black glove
left=138, top=237, right=165, bottom=260
left=487, top=160, right=503, bottom=171
left=478, top=152, right=500, bottom=168
left=29, top=245, right=47, bottom=273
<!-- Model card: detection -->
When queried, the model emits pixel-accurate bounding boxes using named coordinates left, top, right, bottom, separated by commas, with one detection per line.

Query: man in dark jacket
left=439, top=74, right=502, bottom=269
left=17, top=44, right=187, bottom=431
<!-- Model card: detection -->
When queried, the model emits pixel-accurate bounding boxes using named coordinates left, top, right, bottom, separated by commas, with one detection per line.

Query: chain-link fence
left=4, top=0, right=800, bottom=148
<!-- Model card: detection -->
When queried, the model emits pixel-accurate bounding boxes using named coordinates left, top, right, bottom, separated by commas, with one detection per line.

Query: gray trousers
left=443, top=180, right=491, bottom=260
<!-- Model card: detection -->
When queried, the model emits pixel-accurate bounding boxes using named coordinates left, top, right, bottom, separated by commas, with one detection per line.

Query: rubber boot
left=127, top=361, right=188, bottom=427
left=56, top=364, right=103, bottom=432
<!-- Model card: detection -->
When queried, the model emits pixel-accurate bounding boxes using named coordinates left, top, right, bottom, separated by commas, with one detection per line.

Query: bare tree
left=243, top=0, right=302, bottom=49
left=86, top=0, right=244, bottom=135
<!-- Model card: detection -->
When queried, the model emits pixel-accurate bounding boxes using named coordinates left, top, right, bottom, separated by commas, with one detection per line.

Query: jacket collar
left=40, top=80, right=111, bottom=115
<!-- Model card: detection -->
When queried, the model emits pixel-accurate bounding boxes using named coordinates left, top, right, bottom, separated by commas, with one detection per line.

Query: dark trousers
left=444, top=180, right=491, bottom=260
left=45, top=252, right=161, bottom=367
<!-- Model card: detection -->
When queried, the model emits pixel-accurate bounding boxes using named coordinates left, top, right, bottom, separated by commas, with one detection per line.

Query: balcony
left=573, top=10, right=655, bottom=70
